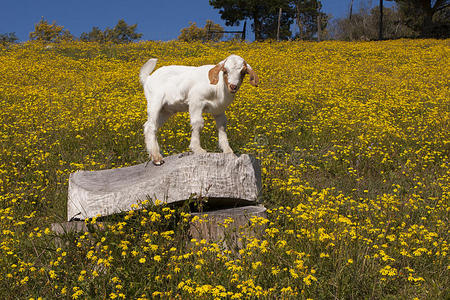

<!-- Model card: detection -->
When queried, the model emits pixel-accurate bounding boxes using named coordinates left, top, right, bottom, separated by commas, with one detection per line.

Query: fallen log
left=53, top=205, right=267, bottom=249
left=67, top=152, right=261, bottom=221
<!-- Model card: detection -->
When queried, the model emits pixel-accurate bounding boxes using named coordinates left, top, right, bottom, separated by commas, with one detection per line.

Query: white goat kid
left=140, top=55, right=259, bottom=165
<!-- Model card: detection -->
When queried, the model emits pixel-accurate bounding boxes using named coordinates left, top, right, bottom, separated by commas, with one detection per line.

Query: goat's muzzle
left=229, top=84, right=238, bottom=93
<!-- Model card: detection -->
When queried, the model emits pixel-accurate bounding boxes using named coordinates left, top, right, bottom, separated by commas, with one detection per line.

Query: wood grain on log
left=67, top=153, right=261, bottom=221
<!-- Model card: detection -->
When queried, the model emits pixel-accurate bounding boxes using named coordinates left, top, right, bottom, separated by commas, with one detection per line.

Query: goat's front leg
left=189, top=103, right=207, bottom=154
left=214, top=113, right=233, bottom=154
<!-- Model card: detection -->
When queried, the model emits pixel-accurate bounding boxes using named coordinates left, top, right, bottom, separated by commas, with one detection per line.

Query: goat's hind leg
left=144, top=119, right=163, bottom=165
left=144, top=99, right=169, bottom=165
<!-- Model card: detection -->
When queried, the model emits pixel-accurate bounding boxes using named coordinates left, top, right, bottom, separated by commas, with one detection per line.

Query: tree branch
left=433, top=0, right=449, bottom=11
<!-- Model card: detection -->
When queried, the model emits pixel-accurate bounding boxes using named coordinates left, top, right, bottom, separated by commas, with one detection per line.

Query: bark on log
left=67, top=153, right=261, bottom=221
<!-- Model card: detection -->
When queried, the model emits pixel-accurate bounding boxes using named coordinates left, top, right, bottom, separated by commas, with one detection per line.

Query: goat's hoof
left=151, top=154, right=164, bottom=166
left=152, top=160, right=164, bottom=166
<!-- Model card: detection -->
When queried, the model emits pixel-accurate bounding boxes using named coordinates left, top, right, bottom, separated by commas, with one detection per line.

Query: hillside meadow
left=0, top=40, right=448, bottom=299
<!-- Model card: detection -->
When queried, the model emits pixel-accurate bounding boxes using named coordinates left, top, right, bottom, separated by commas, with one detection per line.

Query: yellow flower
left=303, top=274, right=317, bottom=286
left=111, top=277, right=120, bottom=283
left=49, top=270, right=57, bottom=279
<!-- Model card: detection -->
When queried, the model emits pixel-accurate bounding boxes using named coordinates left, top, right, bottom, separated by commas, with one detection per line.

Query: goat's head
left=208, top=55, right=259, bottom=94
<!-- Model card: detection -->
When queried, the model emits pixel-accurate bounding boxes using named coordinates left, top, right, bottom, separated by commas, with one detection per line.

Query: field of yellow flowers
left=0, top=39, right=448, bottom=299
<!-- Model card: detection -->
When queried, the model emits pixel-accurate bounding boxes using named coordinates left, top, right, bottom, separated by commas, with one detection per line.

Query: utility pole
left=317, top=1, right=321, bottom=42
left=296, top=3, right=303, bottom=40
left=349, top=0, right=354, bottom=20
left=277, top=7, right=282, bottom=41
left=379, top=0, right=383, bottom=40
left=317, top=13, right=321, bottom=41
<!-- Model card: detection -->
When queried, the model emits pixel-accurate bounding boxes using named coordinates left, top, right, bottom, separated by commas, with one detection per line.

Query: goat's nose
left=230, top=84, right=237, bottom=90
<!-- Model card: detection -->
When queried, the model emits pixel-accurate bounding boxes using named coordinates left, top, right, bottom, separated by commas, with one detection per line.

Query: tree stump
left=67, top=152, right=261, bottom=221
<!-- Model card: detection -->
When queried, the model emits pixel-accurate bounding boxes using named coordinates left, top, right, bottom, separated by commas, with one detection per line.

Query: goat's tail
left=139, top=58, right=158, bottom=85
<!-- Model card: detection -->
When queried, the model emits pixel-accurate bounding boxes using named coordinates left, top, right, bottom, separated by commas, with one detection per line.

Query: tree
left=293, top=0, right=328, bottom=40
left=178, top=20, right=224, bottom=41
left=204, top=20, right=226, bottom=41
left=331, top=5, right=415, bottom=40
left=387, top=0, right=449, bottom=37
left=29, top=17, right=73, bottom=42
left=261, top=4, right=295, bottom=40
left=0, top=32, right=18, bottom=45
left=80, top=27, right=106, bottom=43
left=60, top=29, right=74, bottom=41
left=105, top=19, right=143, bottom=43
left=209, top=0, right=296, bottom=40
left=80, top=20, right=143, bottom=43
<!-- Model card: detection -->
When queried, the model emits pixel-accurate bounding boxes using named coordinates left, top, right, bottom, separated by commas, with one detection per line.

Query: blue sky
left=1, top=0, right=392, bottom=41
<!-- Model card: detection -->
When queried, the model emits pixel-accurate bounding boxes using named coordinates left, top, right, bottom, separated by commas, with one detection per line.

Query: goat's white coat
left=140, top=55, right=258, bottom=164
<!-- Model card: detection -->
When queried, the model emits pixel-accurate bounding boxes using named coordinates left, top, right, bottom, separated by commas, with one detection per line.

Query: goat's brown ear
left=208, top=63, right=223, bottom=85
left=245, top=63, right=259, bottom=87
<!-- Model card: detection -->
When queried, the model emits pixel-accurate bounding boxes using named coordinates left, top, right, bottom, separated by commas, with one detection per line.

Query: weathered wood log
left=54, top=205, right=267, bottom=249
left=67, top=153, right=261, bottom=221
left=189, top=205, right=267, bottom=247
left=51, top=221, right=105, bottom=235
left=51, top=221, right=106, bottom=248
